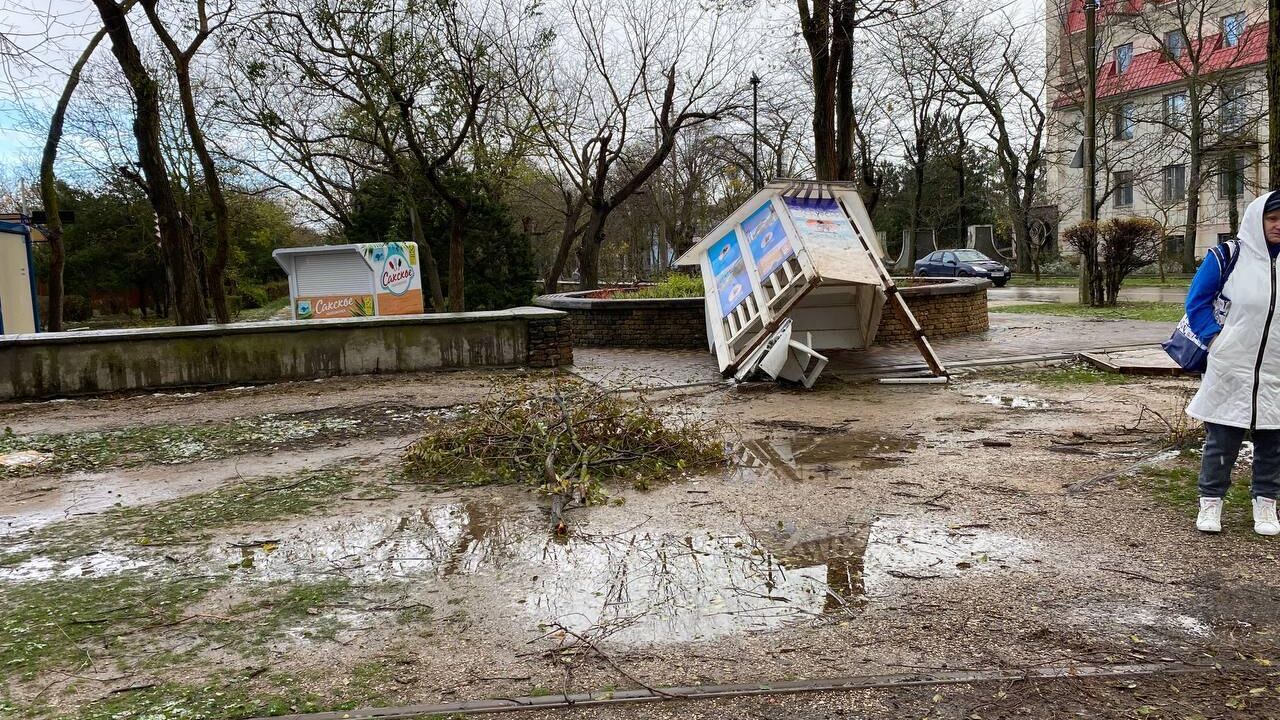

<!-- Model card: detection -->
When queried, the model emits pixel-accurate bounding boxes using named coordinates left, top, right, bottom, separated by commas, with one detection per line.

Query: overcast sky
left=0, top=0, right=1046, bottom=178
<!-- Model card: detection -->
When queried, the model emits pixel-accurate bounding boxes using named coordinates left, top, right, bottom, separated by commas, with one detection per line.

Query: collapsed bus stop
left=675, top=180, right=946, bottom=387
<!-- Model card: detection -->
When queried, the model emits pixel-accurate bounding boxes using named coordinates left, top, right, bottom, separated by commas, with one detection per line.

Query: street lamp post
left=750, top=73, right=761, bottom=191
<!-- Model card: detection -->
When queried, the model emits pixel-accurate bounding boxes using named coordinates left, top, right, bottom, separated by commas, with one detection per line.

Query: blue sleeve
left=1186, top=252, right=1223, bottom=341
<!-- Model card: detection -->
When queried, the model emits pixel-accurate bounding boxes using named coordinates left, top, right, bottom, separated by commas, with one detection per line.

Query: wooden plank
left=1079, top=349, right=1188, bottom=377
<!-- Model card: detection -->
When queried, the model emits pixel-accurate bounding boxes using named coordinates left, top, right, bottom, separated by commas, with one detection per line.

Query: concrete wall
left=0, top=307, right=572, bottom=400
left=536, top=278, right=988, bottom=350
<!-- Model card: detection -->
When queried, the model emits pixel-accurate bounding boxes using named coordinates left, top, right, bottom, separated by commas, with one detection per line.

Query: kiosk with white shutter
left=273, top=242, right=424, bottom=320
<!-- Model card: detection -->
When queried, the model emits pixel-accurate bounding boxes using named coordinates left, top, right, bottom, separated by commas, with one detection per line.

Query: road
left=989, top=285, right=1188, bottom=304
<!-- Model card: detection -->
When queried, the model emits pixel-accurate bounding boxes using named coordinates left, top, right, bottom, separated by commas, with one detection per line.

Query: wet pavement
left=990, top=285, right=1188, bottom=305
left=4, top=360, right=1276, bottom=719
left=573, top=312, right=1174, bottom=388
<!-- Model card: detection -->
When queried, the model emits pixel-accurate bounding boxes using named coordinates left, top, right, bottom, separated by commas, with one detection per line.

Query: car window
left=942, top=252, right=956, bottom=263
left=953, top=250, right=988, bottom=262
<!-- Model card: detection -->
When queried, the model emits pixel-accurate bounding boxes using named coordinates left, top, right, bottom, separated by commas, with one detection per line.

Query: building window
left=1113, top=103, right=1136, bottom=140
left=1114, top=171, right=1134, bottom=208
left=1218, top=154, right=1249, bottom=198
left=1115, top=43, right=1134, bottom=74
left=1166, top=234, right=1185, bottom=257
left=1223, top=13, right=1246, bottom=48
left=1164, top=30, right=1187, bottom=59
left=1162, top=92, right=1188, bottom=132
left=1163, top=164, right=1187, bottom=202
left=1220, top=81, right=1246, bottom=132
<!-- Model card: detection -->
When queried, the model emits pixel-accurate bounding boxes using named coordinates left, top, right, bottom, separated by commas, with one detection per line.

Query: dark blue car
left=913, top=249, right=1010, bottom=287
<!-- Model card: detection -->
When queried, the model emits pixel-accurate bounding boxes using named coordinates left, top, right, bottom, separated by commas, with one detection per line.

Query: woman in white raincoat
left=1188, top=191, right=1280, bottom=535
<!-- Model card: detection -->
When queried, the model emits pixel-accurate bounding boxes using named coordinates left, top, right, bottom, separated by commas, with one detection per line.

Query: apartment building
left=1045, top=0, right=1269, bottom=258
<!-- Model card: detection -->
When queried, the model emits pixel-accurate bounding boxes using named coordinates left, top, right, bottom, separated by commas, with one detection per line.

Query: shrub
left=263, top=280, right=291, bottom=301
left=621, top=273, right=704, bottom=299
left=1061, top=218, right=1162, bottom=306
left=238, top=285, right=269, bottom=310
left=63, top=295, right=92, bottom=322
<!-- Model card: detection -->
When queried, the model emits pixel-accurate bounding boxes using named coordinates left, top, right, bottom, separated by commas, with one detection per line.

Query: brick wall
left=526, top=314, right=574, bottom=367
left=568, top=306, right=705, bottom=349
left=535, top=280, right=987, bottom=350
left=534, top=294, right=707, bottom=349
left=875, top=287, right=990, bottom=344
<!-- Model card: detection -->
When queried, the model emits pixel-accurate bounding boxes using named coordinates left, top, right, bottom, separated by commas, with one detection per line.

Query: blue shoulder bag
left=1161, top=240, right=1239, bottom=373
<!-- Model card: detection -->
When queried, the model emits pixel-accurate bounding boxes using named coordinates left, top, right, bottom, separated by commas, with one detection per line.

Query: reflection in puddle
left=732, top=433, right=918, bottom=479
left=979, top=395, right=1053, bottom=410
left=528, top=532, right=843, bottom=644
left=0, top=550, right=150, bottom=582
left=213, top=496, right=1036, bottom=646
left=222, top=501, right=528, bottom=582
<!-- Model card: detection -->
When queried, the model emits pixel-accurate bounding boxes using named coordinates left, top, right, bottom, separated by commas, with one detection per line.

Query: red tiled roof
left=1063, top=0, right=1147, bottom=34
left=1052, top=22, right=1266, bottom=109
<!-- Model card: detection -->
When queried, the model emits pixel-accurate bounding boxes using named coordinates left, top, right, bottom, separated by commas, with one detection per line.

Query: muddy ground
left=1, top=364, right=1278, bottom=719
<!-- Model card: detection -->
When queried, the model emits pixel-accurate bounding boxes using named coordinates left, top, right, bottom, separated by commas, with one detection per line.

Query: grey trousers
left=1199, top=422, right=1280, bottom=500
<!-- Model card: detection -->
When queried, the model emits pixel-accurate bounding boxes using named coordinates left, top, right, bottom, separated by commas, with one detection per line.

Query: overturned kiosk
left=674, top=180, right=946, bottom=387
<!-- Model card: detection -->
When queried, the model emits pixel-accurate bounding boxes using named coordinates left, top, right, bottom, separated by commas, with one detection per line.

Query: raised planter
left=535, top=277, right=989, bottom=349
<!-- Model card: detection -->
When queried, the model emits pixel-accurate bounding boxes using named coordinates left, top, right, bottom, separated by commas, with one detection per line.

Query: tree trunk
left=577, top=209, right=608, bottom=290
left=1227, top=151, right=1241, bottom=236
left=1269, top=0, right=1280, bottom=189
left=834, top=13, right=855, bottom=181
left=545, top=205, right=584, bottom=294
left=800, top=0, right=838, bottom=181
left=956, top=117, right=966, bottom=249
left=92, top=0, right=207, bottom=325
left=407, top=202, right=446, bottom=311
left=172, top=63, right=231, bottom=322
left=1182, top=87, right=1202, bottom=271
left=447, top=206, right=468, bottom=311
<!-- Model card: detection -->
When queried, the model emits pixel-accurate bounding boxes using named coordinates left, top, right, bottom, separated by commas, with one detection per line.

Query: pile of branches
left=404, top=379, right=724, bottom=505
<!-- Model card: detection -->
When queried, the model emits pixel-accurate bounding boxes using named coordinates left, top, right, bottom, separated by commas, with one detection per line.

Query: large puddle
left=1, top=492, right=1041, bottom=644
left=731, top=432, right=919, bottom=479
left=205, top=498, right=1033, bottom=645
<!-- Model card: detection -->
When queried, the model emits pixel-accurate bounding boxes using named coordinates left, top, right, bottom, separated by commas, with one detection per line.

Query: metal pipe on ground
left=249, top=662, right=1216, bottom=720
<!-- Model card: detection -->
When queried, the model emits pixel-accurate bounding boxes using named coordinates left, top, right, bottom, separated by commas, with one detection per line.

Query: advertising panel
left=363, top=242, right=424, bottom=315
left=295, top=295, right=375, bottom=320
left=783, top=197, right=859, bottom=246
left=741, top=200, right=795, bottom=279
left=707, top=230, right=750, bottom=318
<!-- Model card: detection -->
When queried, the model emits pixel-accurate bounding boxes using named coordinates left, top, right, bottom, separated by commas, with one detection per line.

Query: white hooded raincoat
left=1188, top=192, right=1280, bottom=429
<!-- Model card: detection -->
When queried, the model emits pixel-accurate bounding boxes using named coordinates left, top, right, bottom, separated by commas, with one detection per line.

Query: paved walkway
left=990, top=286, right=1188, bottom=304
left=572, top=312, right=1173, bottom=387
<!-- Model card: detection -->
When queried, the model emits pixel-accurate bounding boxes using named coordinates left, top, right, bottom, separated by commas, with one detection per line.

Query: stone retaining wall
left=533, top=295, right=706, bottom=349
left=876, top=278, right=991, bottom=344
left=0, top=307, right=572, bottom=400
left=535, top=278, right=988, bottom=349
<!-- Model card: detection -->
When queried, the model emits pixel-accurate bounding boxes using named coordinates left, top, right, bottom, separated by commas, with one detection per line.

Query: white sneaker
left=1253, top=497, right=1280, bottom=536
left=1197, top=497, right=1223, bottom=533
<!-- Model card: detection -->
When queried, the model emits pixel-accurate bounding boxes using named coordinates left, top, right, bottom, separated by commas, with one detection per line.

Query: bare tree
left=1117, top=0, right=1262, bottom=269
left=877, top=11, right=953, bottom=271
left=37, top=11, right=131, bottom=332
left=91, top=0, right=208, bottom=324
left=506, top=0, right=745, bottom=290
left=796, top=0, right=940, bottom=182
left=923, top=1, right=1049, bottom=273
left=243, top=0, right=502, bottom=311
left=139, top=0, right=237, bottom=322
